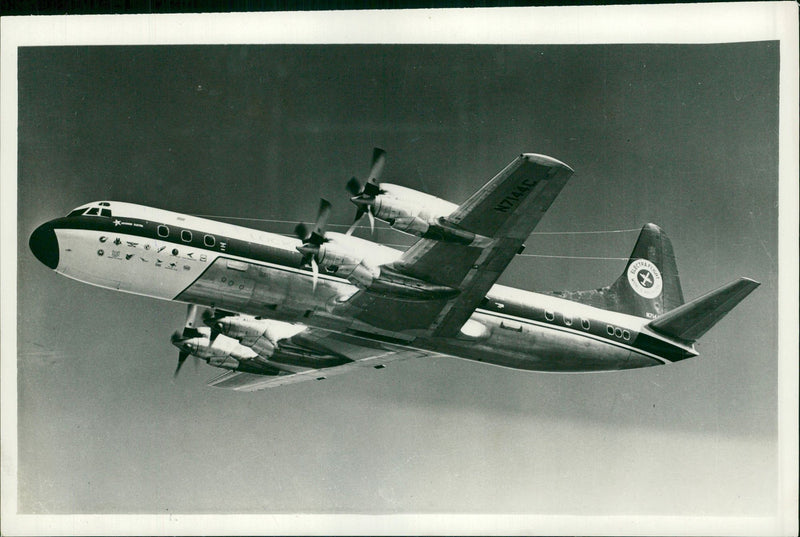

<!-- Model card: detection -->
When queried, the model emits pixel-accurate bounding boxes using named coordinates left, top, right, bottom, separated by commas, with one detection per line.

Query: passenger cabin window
left=204, top=234, right=215, bottom=247
left=181, top=230, right=192, bottom=242
left=157, top=225, right=169, bottom=238
left=563, top=315, right=572, bottom=326
left=544, top=310, right=554, bottom=322
left=581, top=318, right=591, bottom=330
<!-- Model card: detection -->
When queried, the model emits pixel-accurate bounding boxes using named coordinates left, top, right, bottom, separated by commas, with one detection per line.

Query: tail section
left=605, top=223, right=685, bottom=318
left=549, top=223, right=760, bottom=340
left=550, top=223, right=685, bottom=318
left=647, top=278, right=760, bottom=342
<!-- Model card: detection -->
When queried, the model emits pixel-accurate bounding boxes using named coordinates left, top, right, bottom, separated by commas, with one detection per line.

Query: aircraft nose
left=29, top=222, right=59, bottom=269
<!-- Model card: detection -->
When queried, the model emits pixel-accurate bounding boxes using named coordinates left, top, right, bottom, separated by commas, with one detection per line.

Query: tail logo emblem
left=627, top=259, right=662, bottom=299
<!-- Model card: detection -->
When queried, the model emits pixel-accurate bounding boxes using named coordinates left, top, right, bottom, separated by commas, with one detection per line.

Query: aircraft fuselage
left=29, top=201, right=697, bottom=373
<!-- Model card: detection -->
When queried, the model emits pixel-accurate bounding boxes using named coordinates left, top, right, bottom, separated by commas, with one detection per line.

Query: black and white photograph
left=2, top=5, right=797, bottom=535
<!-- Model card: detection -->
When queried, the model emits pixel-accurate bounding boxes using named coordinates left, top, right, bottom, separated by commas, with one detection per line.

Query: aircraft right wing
left=341, top=153, right=574, bottom=336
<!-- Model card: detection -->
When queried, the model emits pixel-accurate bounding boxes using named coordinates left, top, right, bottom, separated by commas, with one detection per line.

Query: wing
left=344, top=153, right=574, bottom=336
left=205, top=329, right=437, bottom=391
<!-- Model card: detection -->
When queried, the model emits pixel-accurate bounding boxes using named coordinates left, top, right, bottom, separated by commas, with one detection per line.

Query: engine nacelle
left=207, top=355, right=240, bottom=369
left=315, top=232, right=398, bottom=288
left=363, top=185, right=493, bottom=247
left=212, top=316, right=306, bottom=358
left=172, top=329, right=282, bottom=375
left=311, top=233, right=459, bottom=299
left=371, top=184, right=457, bottom=227
left=208, top=354, right=283, bottom=375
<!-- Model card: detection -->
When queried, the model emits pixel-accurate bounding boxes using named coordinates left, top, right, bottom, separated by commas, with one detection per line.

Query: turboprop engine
left=203, top=313, right=352, bottom=369
left=205, top=314, right=306, bottom=358
left=294, top=199, right=397, bottom=289
left=295, top=199, right=459, bottom=300
left=170, top=326, right=282, bottom=376
left=346, top=148, right=493, bottom=247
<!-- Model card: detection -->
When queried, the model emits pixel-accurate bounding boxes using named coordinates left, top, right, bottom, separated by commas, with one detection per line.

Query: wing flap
left=207, top=348, right=432, bottom=391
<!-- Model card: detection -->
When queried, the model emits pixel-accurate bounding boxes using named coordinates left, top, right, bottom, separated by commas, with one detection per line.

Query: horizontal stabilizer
left=647, top=278, right=760, bottom=342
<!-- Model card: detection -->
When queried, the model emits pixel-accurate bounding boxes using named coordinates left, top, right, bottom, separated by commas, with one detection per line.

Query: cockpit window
left=67, top=205, right=113, bottom=218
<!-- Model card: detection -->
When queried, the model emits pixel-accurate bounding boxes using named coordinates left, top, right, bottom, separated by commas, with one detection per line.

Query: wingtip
left=520, top=153, right=574, bottom=173
left=739, top=277, right=761, bottom=289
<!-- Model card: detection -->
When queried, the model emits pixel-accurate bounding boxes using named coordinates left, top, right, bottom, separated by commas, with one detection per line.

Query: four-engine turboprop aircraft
left=29, top=150, right=760, bottom=391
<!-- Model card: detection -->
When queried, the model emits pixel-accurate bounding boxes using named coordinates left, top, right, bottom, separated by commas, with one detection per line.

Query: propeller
left=172, top=304, right=199, bottom=378
left=171, top=330, right=192, bottom=378
left=202, top=308, right=230, bottom=339
left=295, top=199, right=332, bottom=292
left=346, top=147, right=386, bottom=234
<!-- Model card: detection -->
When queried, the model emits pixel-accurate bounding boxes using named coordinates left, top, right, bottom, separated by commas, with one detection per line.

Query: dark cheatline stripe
left=478, top=298, right=692, bottom=363
left=633, top=333, right=695, bottom=362
left=49, top=215, right=302, bottom=269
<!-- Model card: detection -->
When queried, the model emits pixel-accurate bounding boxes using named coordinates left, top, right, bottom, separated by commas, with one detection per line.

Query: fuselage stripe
left=475, top=308, right=671, bottom=364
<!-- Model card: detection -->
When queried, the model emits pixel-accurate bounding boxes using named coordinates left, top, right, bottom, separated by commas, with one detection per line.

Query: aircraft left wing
left=343, top=153, right=574, bottom=336
left=206, top=329, right=437, bottom=391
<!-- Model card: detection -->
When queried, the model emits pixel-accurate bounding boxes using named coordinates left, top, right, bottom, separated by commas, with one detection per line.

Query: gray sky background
left=17, top=43, right=778, bottom=514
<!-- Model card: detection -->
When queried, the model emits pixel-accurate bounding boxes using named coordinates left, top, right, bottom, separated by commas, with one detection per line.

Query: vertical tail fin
left=605, top=223, right=685, bottom=318
left=549, top=223, right=685, bottom=318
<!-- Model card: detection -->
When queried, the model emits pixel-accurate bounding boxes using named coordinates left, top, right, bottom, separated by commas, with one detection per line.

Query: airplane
left=28, top=150, right=760, bottom=391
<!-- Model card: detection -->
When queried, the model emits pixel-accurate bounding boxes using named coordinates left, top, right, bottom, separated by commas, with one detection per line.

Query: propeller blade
left=313, top=199, right=332, bottom=238
left=310, top=256, right=319, bottom=292
left=368, top=147, right=386, bottom=185
left=367, top=206, right=375, bottom=234
left=346, top=205, right=365, bottom=236
left=174, top=350, right=189, bottom=378
left=294, top=222, right=309, bottom=241
left=185, top=304, right=198, bottom=329
left=346, top=176, right=361, bottom=196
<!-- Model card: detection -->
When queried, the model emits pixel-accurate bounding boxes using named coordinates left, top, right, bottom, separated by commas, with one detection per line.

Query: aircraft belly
left=176, top=256, right=356, bottom=318
left=428, top=312, right=661, bottom=372
left=54, top=228, right=207, bottom=299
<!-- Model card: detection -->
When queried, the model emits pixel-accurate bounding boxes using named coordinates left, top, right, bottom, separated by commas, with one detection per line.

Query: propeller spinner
left=346, top=147, right=386, bottom=234
left=295, top=198, right=332, bottom=292
left=202, top=308, right=232, bottom=339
